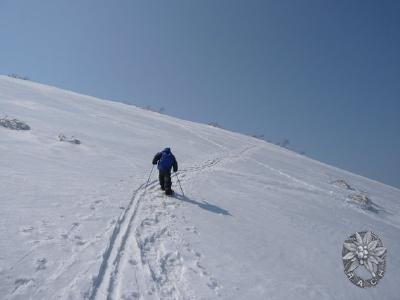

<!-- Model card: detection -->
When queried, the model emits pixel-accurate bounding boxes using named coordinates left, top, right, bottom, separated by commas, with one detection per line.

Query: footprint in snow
left=20, top=226, right=34, bottom=234
left=141, top=218, right=158, bottom=227
left=12, top=278, right=33, bottom=294
left=195, top=263, right=209, bottom=277
left=73, top=235, right=86, bottom=246
left=61, top=222, right=80, bottom=239
left=207, top=276, right=221, bottom=295
left=89, top=200, right=104, bottom=210
left=41, top=220, right=51, bottom=227
left=207, top=277, right=219, bottom=290
left=185, top=226, right=198, bottom=234
left=121, top=291, right=140, bottom=299
left=196, top=261, right=205, bottom=270
left=163, top=201, right=178, bottom=209
left=128, top=259, right=138, bottom=266
left=72, top=222, right=80, bottom=228
left=35, top=258, right=47, bottom=271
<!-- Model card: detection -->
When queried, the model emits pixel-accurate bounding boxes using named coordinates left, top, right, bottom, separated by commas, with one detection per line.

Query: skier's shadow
left=174, top=193, right=232, bottom=216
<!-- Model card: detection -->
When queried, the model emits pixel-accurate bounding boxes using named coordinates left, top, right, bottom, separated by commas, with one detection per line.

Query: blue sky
left=1, top=0, right=399, bottom=188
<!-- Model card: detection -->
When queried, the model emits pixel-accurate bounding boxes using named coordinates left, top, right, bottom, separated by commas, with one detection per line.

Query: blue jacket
left=152, top=148, right=178, bottom=172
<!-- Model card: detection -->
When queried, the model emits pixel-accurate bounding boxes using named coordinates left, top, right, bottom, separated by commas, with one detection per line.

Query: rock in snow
left=58, top=133, right=81, bottom=145
left=0, top=116, right=30, bottom=130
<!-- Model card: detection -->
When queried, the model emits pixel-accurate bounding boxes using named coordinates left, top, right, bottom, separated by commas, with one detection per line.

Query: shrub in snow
left=332, top=179, right=354, bottom=190
left=208, top=122, right=222, bottom=128
left=348, top=193, right=375, bottom=211
left=0, top=116, right=30, bottom=130
left=250, top=133, right=265, bottom=140
left=141, top=105, right=166, bottom=114
left=7, top=74, right=30, bottom=80
left=58, top=134, right=81, bottom=145
left=276, top=138, right=290, bottom=148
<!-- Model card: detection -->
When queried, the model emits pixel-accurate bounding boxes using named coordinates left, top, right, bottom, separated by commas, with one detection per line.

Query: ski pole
left=175, top=172, right=185, bottom=197
left=143, top=165, right=154, bottom=194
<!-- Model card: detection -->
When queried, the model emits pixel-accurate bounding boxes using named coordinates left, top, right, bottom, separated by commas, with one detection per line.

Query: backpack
left=158, top=151, right=174, bottom=171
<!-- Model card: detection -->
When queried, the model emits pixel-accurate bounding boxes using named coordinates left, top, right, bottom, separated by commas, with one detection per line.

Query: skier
left=152, top=147, right=178, bottom=195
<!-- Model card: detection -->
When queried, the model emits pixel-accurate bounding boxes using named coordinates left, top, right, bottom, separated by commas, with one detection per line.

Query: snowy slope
left=0, top=75, right=399, bottom=300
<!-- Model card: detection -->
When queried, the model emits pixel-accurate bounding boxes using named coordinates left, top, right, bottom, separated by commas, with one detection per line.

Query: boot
left=165, top=189, right=174, bottom=196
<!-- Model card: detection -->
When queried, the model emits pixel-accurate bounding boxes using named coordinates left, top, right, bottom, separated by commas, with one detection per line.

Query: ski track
left=87, top=144, right=257, bottom=300
left=87, top=182, right=149, bottom=300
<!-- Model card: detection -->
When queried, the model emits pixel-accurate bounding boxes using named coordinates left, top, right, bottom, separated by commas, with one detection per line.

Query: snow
left=0, top=75, right=399, bottom=300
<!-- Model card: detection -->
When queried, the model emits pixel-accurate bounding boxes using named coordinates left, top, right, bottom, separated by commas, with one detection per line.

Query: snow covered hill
left=0, top=75, right=399, bottom=300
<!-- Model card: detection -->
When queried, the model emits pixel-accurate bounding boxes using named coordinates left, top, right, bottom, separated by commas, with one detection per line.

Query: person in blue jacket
left=152, top=147, right=178, bottom=195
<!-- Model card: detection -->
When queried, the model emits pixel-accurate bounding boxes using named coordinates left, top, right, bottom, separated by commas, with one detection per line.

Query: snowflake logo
left=342, top=231, right=386, bottom=288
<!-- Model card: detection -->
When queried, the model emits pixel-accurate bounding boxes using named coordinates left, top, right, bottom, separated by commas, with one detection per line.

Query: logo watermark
left=342, top=231, right=386, bottom=288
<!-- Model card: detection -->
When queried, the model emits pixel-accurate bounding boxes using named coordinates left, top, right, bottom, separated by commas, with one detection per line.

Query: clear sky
left=1, top=0, right=399, bottom=188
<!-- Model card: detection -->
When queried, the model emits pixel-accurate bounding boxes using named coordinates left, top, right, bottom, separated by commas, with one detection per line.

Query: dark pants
left=159, top=170, right=172, bottom=192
